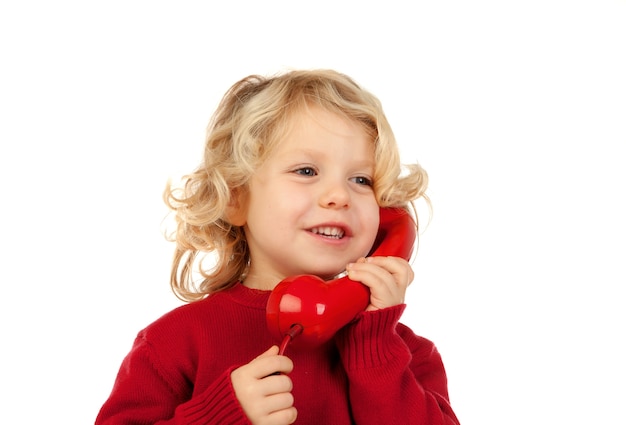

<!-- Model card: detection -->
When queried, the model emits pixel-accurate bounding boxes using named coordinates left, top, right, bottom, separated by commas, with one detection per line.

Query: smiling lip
left=307, top=222, right=352, bottom=240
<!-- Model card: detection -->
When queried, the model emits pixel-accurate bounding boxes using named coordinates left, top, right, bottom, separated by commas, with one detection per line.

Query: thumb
left=255, top=345, right=279, bottom=360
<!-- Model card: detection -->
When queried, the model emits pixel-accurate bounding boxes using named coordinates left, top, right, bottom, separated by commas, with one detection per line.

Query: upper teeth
left=311, top=227, right=345, bottom=238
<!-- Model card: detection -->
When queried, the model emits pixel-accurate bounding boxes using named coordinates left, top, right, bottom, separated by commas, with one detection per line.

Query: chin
left=327, top=270, right=349, bottom=281
left=315, top=268, right=348, bottom=281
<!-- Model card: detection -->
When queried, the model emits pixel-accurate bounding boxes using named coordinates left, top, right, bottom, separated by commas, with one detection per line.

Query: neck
left=241, top=273, right=280, bottom=291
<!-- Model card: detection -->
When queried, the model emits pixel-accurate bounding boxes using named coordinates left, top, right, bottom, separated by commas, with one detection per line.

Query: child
left=96, top=69, right=460, bottom=424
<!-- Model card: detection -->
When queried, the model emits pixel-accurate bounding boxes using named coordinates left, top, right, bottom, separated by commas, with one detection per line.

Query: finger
left=253, top=354, right=294, bottom=379
left=267, top=406, right=298, bottom=425
left=259, top=373, right=294, bottom=396
left=263, top=390, right=295, bottom=413
left=346, top=259, right=396, bottom=288
left=252, top=346, right=282, bottom=378
left=347, top=263, right=396, bottom=297
left=365, top=256, right=414, bottom=287
left=255, top=345, right=279, bottom=359
left=346, top=258, right=411, bottom=310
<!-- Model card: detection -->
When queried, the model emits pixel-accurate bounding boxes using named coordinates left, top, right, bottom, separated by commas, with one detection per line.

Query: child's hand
left=230, top=345, right=297, bottom=425
left=346, top=256, right=414, bottom=311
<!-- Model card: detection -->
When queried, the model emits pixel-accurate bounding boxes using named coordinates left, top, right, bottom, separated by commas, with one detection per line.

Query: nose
left=319, top=180, right=350, bottom=209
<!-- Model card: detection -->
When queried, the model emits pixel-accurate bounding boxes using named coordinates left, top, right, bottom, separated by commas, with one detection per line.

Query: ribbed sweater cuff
left=176, top=367, right=250, bottom=424
left=335, top=304, right=410, bottom=371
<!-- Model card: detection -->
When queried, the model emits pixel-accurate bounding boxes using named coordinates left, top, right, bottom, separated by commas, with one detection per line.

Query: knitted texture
left=96, top=283, right=459, bottom=424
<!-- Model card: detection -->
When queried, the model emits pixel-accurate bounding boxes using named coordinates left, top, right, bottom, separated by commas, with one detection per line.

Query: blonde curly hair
left=164, top=69, right=429, bottom=302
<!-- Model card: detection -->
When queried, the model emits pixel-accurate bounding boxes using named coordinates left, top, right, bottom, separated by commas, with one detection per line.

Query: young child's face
left=240, top=106, right=380, bottom=288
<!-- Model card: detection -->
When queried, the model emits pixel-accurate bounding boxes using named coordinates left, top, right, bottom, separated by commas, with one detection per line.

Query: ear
left=225, top=188, right=248, bottom=226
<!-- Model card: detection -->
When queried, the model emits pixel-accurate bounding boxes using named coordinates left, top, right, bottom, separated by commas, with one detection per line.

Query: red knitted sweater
left=96, top=283, right=459, bottom=424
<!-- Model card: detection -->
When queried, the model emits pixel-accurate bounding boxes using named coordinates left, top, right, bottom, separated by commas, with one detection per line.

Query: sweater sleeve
left=334, top=305, right=460, bottom=425
left=95, top=332, right=251, bottom=425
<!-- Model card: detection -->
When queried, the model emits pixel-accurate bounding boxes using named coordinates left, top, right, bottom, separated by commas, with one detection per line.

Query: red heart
left=266, top=274, right=370, bottom=348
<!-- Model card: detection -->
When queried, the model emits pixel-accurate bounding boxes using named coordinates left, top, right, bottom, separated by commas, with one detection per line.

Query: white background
left=1, top=1, right=625, bottom=424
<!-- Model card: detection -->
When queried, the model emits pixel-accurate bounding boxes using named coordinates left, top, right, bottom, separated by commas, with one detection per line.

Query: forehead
left=253, top=103, right=377, bottom=173
left=282, top=105, right=373, bottom=145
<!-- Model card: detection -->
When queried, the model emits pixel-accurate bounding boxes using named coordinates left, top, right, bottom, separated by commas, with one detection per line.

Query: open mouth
left=309, top=226, right=345, bottom=239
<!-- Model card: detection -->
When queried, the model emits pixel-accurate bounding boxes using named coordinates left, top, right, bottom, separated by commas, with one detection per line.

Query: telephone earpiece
left=266, top=207, right=416, bottom=351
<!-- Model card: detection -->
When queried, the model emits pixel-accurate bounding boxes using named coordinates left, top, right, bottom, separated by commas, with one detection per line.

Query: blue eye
left=351, top=176, right=373, bottom=186
left=295, top=167, right=317, bottom=176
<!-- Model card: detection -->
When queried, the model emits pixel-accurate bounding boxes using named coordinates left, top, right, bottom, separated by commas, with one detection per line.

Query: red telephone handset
left=266, top=207, right=416, bottom=352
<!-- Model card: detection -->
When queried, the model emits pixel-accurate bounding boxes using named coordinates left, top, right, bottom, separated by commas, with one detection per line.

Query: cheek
left=361, top=204, right=381, bottom=251
left=272, top=188, right=312, bottom=213
left=249, top=187, right=310, bottom=226
left=366, top=215, right=381, bottom=245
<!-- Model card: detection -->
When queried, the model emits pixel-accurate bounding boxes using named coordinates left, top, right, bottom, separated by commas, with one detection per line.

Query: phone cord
left=278, top=324, right=304, bottom=355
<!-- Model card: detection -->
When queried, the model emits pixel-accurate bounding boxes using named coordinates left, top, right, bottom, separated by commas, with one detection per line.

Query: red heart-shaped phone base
left=266, top=274, right=370, bottom=349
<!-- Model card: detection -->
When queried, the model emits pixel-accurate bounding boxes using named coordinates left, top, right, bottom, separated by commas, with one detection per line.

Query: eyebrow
left=283, top=148, right=374, bottom=166
left=284, top=150, right=374, bottom=173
